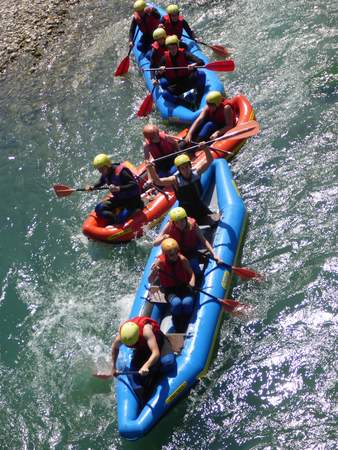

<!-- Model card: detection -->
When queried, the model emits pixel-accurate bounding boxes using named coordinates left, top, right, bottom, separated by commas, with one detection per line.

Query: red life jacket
left=145, top=131, right=176, bottom=159
left=151, top=41, right=166, bottom=66
left=164, top=48, right=189, bottom=79
left=158, top=253, right=191, bottom=288
left=120, top=316, right=161, bottom=349
left=166, top=217, right=199, bottom=257
left=206, top=99, right=235, bottom=127
left=133, top=9, right=160, bottom=35
left=162, top=15, right=184, bottom=38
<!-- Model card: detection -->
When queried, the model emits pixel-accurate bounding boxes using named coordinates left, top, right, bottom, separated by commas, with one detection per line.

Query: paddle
left=188, top=37, right=230, bottom=57
left=191, top=285, right=249, bottom=315
left=198, top=251, right=263, bottom=281
left=143, top=60, right=235, bottom=73
left=151, top=120, right=260, bottom=163
left=53, top=184, right=108, bottom=198
left=93, top=370, right=140, bottom=380
left=114, top=29, right=140, bottom=76
left=146, top=283, right=248, bottom=316
left=137, top=85, right=156, bottom=117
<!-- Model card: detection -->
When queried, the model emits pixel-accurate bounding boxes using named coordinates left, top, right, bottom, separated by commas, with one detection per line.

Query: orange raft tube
left=82, top=95, right=255, bottom=243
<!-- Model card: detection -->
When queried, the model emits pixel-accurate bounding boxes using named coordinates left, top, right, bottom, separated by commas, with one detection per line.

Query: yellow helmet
left=161, top=238, right=179, bottom=253
left=166, top=4, right=180, bottom=15
left=206, top=91, right=222, bottom=106
left=93, top=153, right=112, bottom=169
left=133, top=0, right=146, bottom=12
left=120, top=321, right=139, bottom=346
left=153, top=28, right=167, bottom=40
left=174, top=153, right=190, bottom=167
left=169, top=207, right=187, bottom=222
left=165, top=35, right=179, bottom=46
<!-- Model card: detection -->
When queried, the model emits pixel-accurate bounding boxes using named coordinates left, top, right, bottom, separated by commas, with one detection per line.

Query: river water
left=0, top=0, right=337, bottom=449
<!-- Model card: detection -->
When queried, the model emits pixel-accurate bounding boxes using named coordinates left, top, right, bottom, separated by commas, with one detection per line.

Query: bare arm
left=111, top=335, right=122, bottom=376
left=210, top=105, right=234, bottom=138
left=182, top=257, right=195, bottom=288
left=195, top=146, right=213, bottom=174
left=146, top=160, right=176, bottom=187
left=139, top=325, right=161, bottom=375
left=195, top=226, right=222, bottom=262
left=148, top=259, right=160, bottom=284
left=153, top=222, right=171, bottom=246
left=185, top=108, right=208, bottom=143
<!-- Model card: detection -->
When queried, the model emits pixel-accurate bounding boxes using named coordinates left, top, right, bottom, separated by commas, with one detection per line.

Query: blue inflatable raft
left=115, top=158, right=248, bottom=439
left=132, top=4, right=225, bottom=124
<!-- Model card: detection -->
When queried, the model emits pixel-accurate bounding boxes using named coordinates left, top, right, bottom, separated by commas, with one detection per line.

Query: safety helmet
left=166, top=4, right=180, bottom=15
left=143, top=124, right=159, bottom=138
left=169, top=207, right=187, bottom=222
left=165, top=35, right=179, bottom=46
left=93, top=153, right=112, bottom=169
left=174, top=153, right=190, bottom=167
left=120, top=321, right=139, bottom=346
left=133, top=0, right=146, bottom=12
left=206, top=91, right=222, bottom=106
left=153, top=27, right=167, bottom=40
left=161, top=238, right=179, bottom=253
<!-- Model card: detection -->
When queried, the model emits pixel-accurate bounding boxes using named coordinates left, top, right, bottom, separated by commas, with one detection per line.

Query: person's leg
left=95, top=198, right=120, bottom=223
left=181, top=294, right=194, bottom=317
left=197, top=121, right=218, bottom=141
left=160, top=78, right=182, bottom=104
left=160, top=337, right=176, bottom=373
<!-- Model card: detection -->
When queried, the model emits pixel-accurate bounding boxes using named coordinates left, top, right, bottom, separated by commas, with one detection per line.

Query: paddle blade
left=210, top=44, right=230, bottom=57
left=232, top=266, right=263, bottom=282
left=220, top=299, right=250, bottom=317
left=53, top=184, right=75, bottom=198
left=205, top=60, right=235, bottom=72
left=224, top=120, right=260, bottom=141
left=137, top=93, right=154, bottom=117
left=114, top=56, right=130, bottom=76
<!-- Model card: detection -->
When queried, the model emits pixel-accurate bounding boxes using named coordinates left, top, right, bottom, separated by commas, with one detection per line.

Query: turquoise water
left=0, top=0, right=337, bottom=448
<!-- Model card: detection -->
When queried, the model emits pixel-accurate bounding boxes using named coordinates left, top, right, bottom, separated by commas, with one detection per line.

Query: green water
left=0, top=0, right=337, bottom=448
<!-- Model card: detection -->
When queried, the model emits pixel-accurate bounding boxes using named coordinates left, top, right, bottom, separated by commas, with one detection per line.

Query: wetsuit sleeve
left=93, top=175, right=105, bottom=189
left=182, top=20, right=194, bottom=39
left=118, top=168, right=139, bottom=192
left=185, top=51, right=204, bottom=66
left=129, top=18, right=137, bottom=42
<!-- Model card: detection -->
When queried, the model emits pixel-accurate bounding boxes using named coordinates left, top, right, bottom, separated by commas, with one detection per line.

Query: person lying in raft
left=86, top=153, right=143, bottom=224
left=143, top=124, right=180, bottom=177
left=146, top=149, right=219, bottom=226
left=111, top=316, right=175, bottom=404
left=161, top=4, right=197, bottom=42
left=153, top=207, right=223, bottom=278
left=155, top=35, right=206, bottom=107
left=184, top=91, right=235, bottom=145
left=129, top=0, right=161, bottom=54
left=148, top=238, right=195, bottom=332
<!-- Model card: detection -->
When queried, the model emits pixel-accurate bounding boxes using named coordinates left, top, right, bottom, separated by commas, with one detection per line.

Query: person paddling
left=86, top=154, right=143, bottom=224
left=146, top=148, right=218, bottom=226
left=149, top=238, right=195, bottom=332
left=111, top=317, right=175, bottom=403
left=143, top=124, right=179, bottom=177
left=153, top=207, right=222, bottom=277
left=129, top=0, right=161, bottom=54
left=184, top=91, right=235, bottom=144
left=161, top=4, right=197, bottom=41
left=156, top=35, right=206, bottom=107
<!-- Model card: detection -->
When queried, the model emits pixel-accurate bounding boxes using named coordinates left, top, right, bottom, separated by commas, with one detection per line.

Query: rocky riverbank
left=0, top=0, right=81, bottom=75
